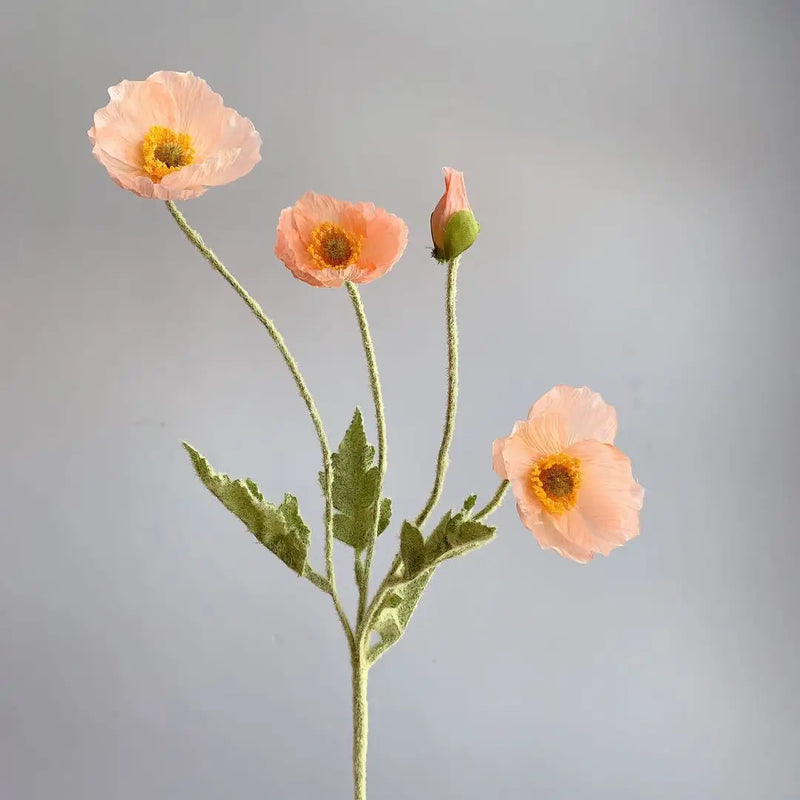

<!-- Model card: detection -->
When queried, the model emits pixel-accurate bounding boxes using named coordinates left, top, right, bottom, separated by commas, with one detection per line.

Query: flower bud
left=430, top=167, right=480, bottom=262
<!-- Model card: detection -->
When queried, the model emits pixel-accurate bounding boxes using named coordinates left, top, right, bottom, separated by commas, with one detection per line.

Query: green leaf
left=275, top=493, right=312, bottom=575
left=462, top=494, right=478, bottom=513
left=184, top=443, right=310, bottom=576
left=325, top=409, right=390, bottom=551
left=400, top=521, right=426, bottom=579
left=378, top=497, right=392, bottom=535
left=367, top=511, right=496, bottom=664
left=369, top=568, right=434, bottom=664
left=425, top=511, right=495, bottom=565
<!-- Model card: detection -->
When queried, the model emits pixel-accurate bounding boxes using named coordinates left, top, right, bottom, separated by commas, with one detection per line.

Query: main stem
left=346, top=283, right=387, bottom=626
left=164, top=201, right=352, bottom=647
left=415, top=257, right=461, bottom=529
left=351, top=647, right=369, bottom=800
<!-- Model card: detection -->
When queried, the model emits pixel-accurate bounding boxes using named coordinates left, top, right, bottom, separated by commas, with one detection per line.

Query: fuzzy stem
left=165, top=200, right=352, bottom=647
left=415, top=257, right=461, bottom=529
left=351, top=647, right=369, bottom=800
left=346, top=283, right=387, bottom=626
left=473, top=480, right=510, bottom=522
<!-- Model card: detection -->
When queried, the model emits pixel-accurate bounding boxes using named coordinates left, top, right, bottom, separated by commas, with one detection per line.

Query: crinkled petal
left=292, top=192, right=347, bottom=246
left=528, top=385, right=618, bottom=445
left=516, top=502, right=595, bottom=563
left=146, top=71, right=228, bottom=158
left=497, top=413, right=567, bottom=481
left=91, top=79, right=176, bottom=168
left=568, top=439, right=644, bottom=549
left=351, top=204, right=408, bottom=284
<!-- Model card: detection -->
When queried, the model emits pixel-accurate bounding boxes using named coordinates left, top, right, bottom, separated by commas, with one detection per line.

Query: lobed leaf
left=184, top=444, right=310, bottom=576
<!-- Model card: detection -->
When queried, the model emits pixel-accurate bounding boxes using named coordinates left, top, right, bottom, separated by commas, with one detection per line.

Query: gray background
left=1, top=1, right=798, bottom=798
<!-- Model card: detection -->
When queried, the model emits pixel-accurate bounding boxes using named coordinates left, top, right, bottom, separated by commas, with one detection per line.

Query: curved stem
left=165, top=200, right=353, bottom=648
left=473, top=480, right=509, bottom=522
left=345, top=283, right=387, bottom=627
left=415, top=257, right=461, bottom=529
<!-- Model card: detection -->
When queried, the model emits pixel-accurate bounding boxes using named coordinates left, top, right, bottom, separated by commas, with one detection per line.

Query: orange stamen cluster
left=308, top=222, right=363, bottom=270
left=142, top=125, right=195, bottom=182
left=530, top=453, right=582, bottom=516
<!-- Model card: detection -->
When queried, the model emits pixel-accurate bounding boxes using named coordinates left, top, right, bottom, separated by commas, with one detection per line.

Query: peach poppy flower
left=492, top=385, right=644, bottom=563
left=430, top=167, right=479, bottom=262
left=88, top=71, right=261, bottom=200
left=275, top=191, right=408, bottom=287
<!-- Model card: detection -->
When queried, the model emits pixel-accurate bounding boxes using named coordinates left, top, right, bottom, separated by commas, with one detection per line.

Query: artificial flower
left=89, top=70, right=261, bottom=200
left=275, top=191, right=408, bottom=287
left=430, top=167, right=479, bottom=262
left=492, top=385, right=643, bottom=563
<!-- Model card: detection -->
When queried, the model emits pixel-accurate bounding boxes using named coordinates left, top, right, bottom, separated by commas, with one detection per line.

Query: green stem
left=415, top=257, right=461, bottom=529
left=346, top=283, right=387, bottom=627
left=351, top=645, right=369, bottom=800
left=473, top=480, right=509, bottom=522
left=165, top=200, right=353, bottom=647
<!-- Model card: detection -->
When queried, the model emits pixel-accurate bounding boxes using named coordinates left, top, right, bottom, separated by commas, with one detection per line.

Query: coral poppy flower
left=88, top=71, right=261, bottom=200
left=275, top=191, right=408, bottom=287
left=492, top=386, right=644, bottom=563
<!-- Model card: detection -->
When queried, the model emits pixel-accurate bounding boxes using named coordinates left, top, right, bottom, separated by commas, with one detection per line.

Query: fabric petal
left=568, top=439, right=643, bottom=548
left=91, top=79, right=177, bottom=168
left=528, top=385, right=618, bottom=445
left=292, top=192, right=347, bottom=246
left=517, top=503, right=595, bottom=564
left=352, top=205, right=408, bottom=284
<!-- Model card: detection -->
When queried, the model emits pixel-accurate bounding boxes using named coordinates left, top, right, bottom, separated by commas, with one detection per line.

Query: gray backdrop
left=1, top=1, right=798, bottom=798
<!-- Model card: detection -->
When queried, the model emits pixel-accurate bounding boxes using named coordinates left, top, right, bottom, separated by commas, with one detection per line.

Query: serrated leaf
left=425, top=510, right=457, bottom=561
left=184, top=444, right=310, bottom=576
left=400, top=521, right=426, bottom=579
left=275, top=493, right=311, bottom=574
left=325, top=409, right=390, bottom=551
left=377, top=497, right=392, bottom=535
left=368, top=568, right=434, bottom=665
left=367, top=511, right=496, bottom=664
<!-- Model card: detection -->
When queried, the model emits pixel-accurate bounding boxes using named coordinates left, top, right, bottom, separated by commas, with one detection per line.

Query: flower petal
left=492, top=438, right=508, bottom=479
left=498, top=413, right=567, bottom=481
left=292, top=192, right=347, bottom=246
left=91, top=79, right=176, bottom=168
left=528, top=385, right=618, bottom=445
left=275, top=207, right=327, bottom=287
left=568, top=439, right=644, bottom=548
left=430, top=167, right=470, bottom=251
left=146, top=71, right=229, bottom=158
left=351, top=204, right=408, bottom=284
left=517, top=502, right=595, bottom=563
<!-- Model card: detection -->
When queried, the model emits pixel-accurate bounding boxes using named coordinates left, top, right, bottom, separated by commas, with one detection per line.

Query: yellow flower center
left=530, top=453, right=582, bottom=516
left=141, top=125, right=195, bottom=182
left=308, top=222, right=363, bottom=269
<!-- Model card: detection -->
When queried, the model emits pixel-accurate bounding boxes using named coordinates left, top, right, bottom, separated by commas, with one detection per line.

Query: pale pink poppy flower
left=492, top=385, right=644, bottom=563
left=88, top=71, right=261, bottom=200
left=275, top=191, right=408, bottom=287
